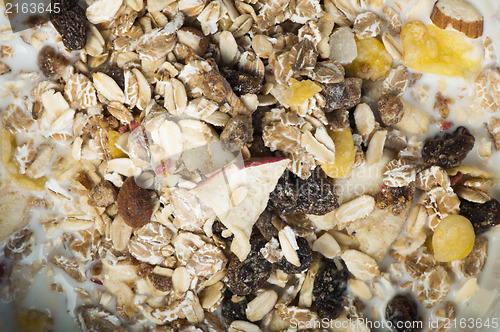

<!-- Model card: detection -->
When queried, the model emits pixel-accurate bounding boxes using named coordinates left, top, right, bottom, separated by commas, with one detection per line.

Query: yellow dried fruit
left=345, top=37, right=393, bottom=80
left=401, top=21, right=481, bottom=78
left=274, top=78, right=322, bottom=106
left=320, top=128, right=356, bottom=178
left=432, top=214, right=475, bottom=262
left=15, top=309, right=52, bottom=332
left=108, top=130, right=127, bottom=159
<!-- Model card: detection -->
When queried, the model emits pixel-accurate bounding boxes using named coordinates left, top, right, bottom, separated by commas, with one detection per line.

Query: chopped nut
left=245, top=289, right=278, bottom=322
left=312, top=233, right=341, bottom=259
left=365, top=129, right=387, bottom=165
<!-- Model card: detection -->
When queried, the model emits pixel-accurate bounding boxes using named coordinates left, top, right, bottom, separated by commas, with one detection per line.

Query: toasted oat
left=335, top=195, right=376, bottom=227
left=341, top=249, right=380, bottom=280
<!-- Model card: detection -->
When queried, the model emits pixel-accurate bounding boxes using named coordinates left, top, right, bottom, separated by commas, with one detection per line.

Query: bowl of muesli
left=1, top=0, right=500, bottom=331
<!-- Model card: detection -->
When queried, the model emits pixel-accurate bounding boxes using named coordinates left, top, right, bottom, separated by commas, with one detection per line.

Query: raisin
left=249, top=134, right=273, bottom=158
left=278, top=237, right=313, bottom=274
left=38, top=46, right=69, bottom=78
left=4, top=229, right=33, bottom=260
left=50, top=0, right=87, bottom=51
left=148, top=273, right=173, bottom=292
left=255, top=209, right=279, bottom=241
left=459, top=198, right=500, bottom=234
left=313, top=257, right=349, bottom=320
left=220, top=115, right=254, bottom=150
left=221, top=292, right=248, bottom=325
left=377, top=93, right=404, bottom=126
left=321, top=78, right=362, bottom=113
left=97, top=65, right=125, bottom=91
left=220, top=68, right=263, bottom=96
left=421, top=126, right=475, bottom=169
left=90, top=180, right=117, bottom=207
left=226, top=235, right=272, bottom=295
left=385, top=294, right=423, bottom=332
left=117, top=177, right=153, bottom=228
left=376, top=184, right=415, bottom=215
left=269, top=169, right=339, bottom=215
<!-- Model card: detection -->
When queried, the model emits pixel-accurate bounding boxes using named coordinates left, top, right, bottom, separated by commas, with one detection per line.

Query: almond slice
left=430, top=0, right=483, bottom=38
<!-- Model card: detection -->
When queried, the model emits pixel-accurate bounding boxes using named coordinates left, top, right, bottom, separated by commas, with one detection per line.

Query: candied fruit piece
left=275, top=78, right=322, bottom=106
left=432, top=214, right=475, bottom=262
left=15, top=309, right=53, bottom=332
left=459, top=198, right=500, bottom=234
left=385, top=294, right=423, bottom=332
left=345, top=37, right=393, bottom=81
left=320, top=128, right=356, bottom=178
left=269, top=169, right=339, bottom=215
left=421, top=126, right=475, bottom=169
left=108, top=130, right=127, bottom=159
left=313, top=257, right=349, bottom=320
left=401, top=21, right=481, bottom=78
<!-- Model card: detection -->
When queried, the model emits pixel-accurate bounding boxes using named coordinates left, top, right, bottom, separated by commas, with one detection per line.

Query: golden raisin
left=432, top=214, right=475, bottom=262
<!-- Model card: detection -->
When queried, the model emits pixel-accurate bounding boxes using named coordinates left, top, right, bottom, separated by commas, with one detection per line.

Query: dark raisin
left=50, top=0, right=87, bottom=51
left=278, top=237, right=313, bottom=274
left=269, top=169, right=339, bottom=215
left=90, top=180, right=117, bottom=207
left=148, top=273, right=173, bottom=292
left=255, top=209, right=279, bottom=241
left=377, top=93, right=404, bottom=126
left=220, top=68, right=263, bottom=96
left=4, top=229, right=33, bottom=260
left=321, top=77, right=362, bottom=113
left=421, top=126, right=475, bottom=169
left=226, top=235, right=272, bottom=295
left=221, top=292, right=248, bottom=325
left=252, top=107, right=269, bottom=135
left=385, top=294, right=423, bottom=332
left=459, top=198, right=500, bottom=234
left=220, top=115, right=253, bottom=150
left=97, top=65, right=125, bottom=91
left=38, top=46, right=69, bottom=78
left=117, top=177, right=153, bottom=228
left=326, top=109, right=350, bottom=129
left=313, top=257, right=349, bottom=320
left=376, top=184, right=415, bottom=215
left=249, top=135, right=273, bottom=158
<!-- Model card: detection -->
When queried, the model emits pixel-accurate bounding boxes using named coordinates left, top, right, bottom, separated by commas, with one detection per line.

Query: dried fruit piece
left=38, top=46, right=69, bottom=78
left=345, top=36, right=393, bottom=80
left=50, top=0, right=87, bottom=50
left=107, top=130, right=127, bottom=159
left=313, top=257, right=349, bottom=320
left=401, top=21, right=481, bottom=78
left=320, top=127, right=356, bottom=178
left=117, top=177, right=153, bottom=228
left=278, top=237, right=313, bottom=274
left=377, top=93, right=404, bottom=126
left=221, top=292, right=248, bottom=325
left=90, top=180, right=117, bottom=207
left=226, top=236, right=272, bottom=296
left=220, top=68, right=263, bottom=96
left=269, top=169, right=338, bottom=215
left=422, top=126, right=475, bottom=169
left=320, top=77, right=363, bottom=113
left=275, top=79, right=322, bottom=107
left=432, top=214, right=475, bottom=262
left=430, top=0, right=483, bottom=39
left=385, top=294, right=423, bottom=332
left=459, top=198, right=500, bottom=234
left=15, top=309, right=53, bottom=332
left=376, top=184, right=415, bottom=215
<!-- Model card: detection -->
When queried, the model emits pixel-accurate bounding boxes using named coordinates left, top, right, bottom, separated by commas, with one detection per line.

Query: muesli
left=0, top=0, right=500, bottom=331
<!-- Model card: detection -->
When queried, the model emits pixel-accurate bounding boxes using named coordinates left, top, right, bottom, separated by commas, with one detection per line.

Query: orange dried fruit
left=107, top=130, right=127, bottom=159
